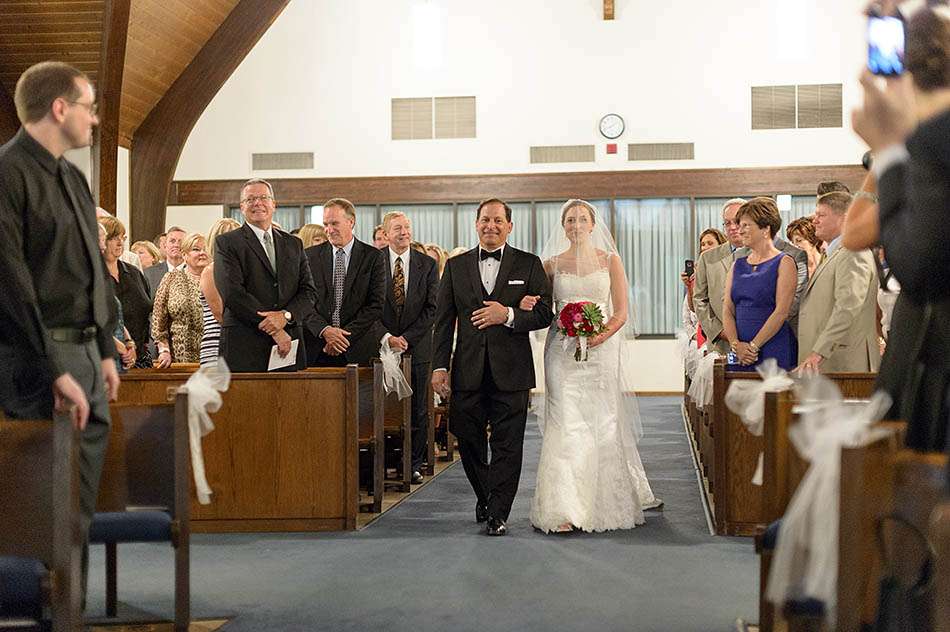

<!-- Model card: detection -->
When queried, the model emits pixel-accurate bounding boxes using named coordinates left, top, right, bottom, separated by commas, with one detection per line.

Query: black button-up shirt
left=0, top=128, right=117, bottom=379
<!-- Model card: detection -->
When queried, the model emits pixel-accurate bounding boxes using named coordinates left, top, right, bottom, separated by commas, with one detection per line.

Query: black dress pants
left=410, top=362, right=430, bottom=471
left=450, top=358, right=529, bottom=522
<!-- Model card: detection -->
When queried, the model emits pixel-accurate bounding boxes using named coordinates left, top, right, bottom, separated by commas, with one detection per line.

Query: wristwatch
left=283, top=311, right=293, bottom=324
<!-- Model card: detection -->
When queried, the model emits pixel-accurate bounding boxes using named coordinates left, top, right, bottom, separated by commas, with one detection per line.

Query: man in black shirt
left=0, top=61, right=120, bottom=601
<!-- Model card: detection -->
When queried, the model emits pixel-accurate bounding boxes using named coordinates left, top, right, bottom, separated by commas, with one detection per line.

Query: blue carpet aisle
left=87, top=397, right=757, bottom=632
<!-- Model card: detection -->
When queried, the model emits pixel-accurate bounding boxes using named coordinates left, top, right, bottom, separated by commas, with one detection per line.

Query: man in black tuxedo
left=305, top=198, right=385, bottom=367
left=214, top=179, right=316, bottom=372
left=373, top=211, right=439, bottom=483
left=431, top=199, right=553, bottom=536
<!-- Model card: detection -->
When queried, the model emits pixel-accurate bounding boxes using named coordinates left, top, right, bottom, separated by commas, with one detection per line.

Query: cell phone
left=684, top=259, right=695, bottom=276
left=867, top=14, right=905, bottom=76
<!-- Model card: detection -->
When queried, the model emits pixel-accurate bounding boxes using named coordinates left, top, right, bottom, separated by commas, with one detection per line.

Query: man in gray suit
left=796, top=192, right=880, bottom=373
left=143, top=225, right=186, bottom=298
left=693, top=199, right=745, bottom=354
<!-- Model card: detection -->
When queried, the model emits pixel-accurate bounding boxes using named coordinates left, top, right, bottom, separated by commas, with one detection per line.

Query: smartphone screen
left=684, top=259, right=694, bottom=276
left=868, top=15, right=905, bottom=76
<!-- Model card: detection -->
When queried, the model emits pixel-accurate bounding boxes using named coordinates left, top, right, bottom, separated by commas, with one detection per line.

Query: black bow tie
left=480, top=249, right=501, bottom=262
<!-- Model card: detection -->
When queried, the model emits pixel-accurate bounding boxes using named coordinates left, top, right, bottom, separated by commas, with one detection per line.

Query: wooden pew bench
left=0, top=415, right=81, bottom=631
left=116, top=366, right=382, bottom=532
left=709, top=358, right=878, bottom=535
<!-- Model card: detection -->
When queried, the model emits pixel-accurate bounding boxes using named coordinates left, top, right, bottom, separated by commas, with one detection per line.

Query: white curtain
left=615, top=198, right=691, bottom=335
left=457, top=202, right=532, bottom=251
left=230, top=206, right=301, bottom=232
left=309, top=205, right=378, bottom=243
left=382, top=204, right=454, bottom=249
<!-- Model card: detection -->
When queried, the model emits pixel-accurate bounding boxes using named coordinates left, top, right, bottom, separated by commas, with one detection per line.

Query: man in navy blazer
left=373, top=212, right=439, bottom=482
left=214, top=179, right=316, bottom=372
left=304, top=198, right=386, bottom=367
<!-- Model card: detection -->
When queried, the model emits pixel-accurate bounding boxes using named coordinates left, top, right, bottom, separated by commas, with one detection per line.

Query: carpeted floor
left=86, top=397, right=757, bottom=632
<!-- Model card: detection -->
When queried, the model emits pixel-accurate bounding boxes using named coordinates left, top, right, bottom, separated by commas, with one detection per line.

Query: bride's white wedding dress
left=529, top=268, right=657, bottom=533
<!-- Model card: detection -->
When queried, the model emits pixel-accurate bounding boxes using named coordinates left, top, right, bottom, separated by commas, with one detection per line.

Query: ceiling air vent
left=392, top=97, right=434, bottom=140
left=628, top=143, right=695, bottom=161
left=529, top=145, right=596, bottom=164
left=251, top=152, right=314, bottom=170
left=797, top=83, right=843, bottom=128
left=434, top=96, right=476, bottom=139
left=751, top=85, right=796, bottom=130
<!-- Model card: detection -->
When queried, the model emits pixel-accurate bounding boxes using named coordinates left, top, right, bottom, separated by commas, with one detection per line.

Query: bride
left=524, top=199, right=660, bottom=533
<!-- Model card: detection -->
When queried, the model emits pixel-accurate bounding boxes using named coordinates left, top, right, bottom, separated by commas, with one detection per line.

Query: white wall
left=165, top=205, right=226, bottom=237
left=176, top=0, right=870, bottom=181
left=166, top=0, right=874, bottom=391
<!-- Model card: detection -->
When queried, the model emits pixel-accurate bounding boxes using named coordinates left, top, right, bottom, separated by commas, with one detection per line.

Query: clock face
left=599, top=113, right=624, bottom=139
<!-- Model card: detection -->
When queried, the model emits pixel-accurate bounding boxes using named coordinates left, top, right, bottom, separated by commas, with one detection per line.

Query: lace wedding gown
left=530, top=269, right=657, bottom=532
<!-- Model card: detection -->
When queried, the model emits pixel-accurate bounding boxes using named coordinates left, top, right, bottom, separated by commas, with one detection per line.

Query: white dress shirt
left=381, top=247, right=412, bottom=345
left=245, top=222, right=275, bottom=259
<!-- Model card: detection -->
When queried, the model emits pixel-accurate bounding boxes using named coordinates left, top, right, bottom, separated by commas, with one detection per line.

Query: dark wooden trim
left=0, top=82, right=20, bottom=144
left=129, top=0, right=290, bottom=241
left=168, top=164, right=866, bottom=207
left=92, top=0, right=131, bottom=212
left=604, top=0, right=615, bottom=20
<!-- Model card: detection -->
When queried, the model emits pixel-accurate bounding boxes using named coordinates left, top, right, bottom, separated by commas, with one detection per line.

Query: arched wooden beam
left=0, top=82, right=20, bottom=144
left=128, top=0, right=290, bottom=242
left=92, top=0, right=131, bottom=213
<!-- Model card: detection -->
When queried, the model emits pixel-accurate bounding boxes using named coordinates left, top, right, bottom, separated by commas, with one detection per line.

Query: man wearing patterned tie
left=214, top=179, right=316, bottom=372
left=374, top=212, right=439, bottom=483
left=304, top=198, right=386, bottom=367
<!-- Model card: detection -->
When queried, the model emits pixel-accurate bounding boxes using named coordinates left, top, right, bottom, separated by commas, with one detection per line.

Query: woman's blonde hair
left=130, top=240, right=161, bottom=264
left=424, top=243, right=448, bottom=275
left=181, top=232, right=206, bottom=258
left=297, top=223, right=327, bottom=248
left=206, top=218, right=240, bottom=260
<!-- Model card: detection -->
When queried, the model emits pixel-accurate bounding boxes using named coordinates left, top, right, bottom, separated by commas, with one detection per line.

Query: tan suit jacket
left=797, top=245, right=880, bottom=372
left=693, top=241, right=734, bottom=354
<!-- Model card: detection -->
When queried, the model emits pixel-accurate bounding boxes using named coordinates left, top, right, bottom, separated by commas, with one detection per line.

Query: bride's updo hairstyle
left=560, top=199, right=597, bottom=225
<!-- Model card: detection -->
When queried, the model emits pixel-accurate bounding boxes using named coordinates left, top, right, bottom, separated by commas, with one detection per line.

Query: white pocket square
left=508, top=280, right=525, bottom=285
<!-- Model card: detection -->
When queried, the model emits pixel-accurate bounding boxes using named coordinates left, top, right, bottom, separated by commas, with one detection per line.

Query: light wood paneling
left=0, top=0, right=104, bottom=95
left=120, top=0, right=240, bottom=143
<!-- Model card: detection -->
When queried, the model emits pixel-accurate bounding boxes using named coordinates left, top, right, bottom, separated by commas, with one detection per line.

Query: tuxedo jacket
left=797, top=245, right=880, bottom=372
left=304, top=239, right=386, bottom=366
left=372, top=247, right=439, bottom=366
left=213, top=223, right=316, bottom=372
left=432, top=245, right=552, bottom=392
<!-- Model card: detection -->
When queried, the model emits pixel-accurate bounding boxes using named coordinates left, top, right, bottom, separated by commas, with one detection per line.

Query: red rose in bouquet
left=557, top=301, right=606, bottom=361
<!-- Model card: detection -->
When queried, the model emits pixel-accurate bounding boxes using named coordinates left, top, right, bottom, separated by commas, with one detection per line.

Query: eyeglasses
left=67, top=100, right=98, bottom=116
left=241, top=195, right=274, bottom=206
left=722, top=220, right=739, bottom=228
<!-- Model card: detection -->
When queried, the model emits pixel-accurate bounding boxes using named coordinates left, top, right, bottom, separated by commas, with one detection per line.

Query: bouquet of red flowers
left=557, top=301, right=606, bottom=361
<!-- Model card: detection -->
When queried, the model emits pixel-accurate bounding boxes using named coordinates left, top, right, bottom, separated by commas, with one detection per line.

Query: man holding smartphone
left=693, top=199, right=746, bottom=354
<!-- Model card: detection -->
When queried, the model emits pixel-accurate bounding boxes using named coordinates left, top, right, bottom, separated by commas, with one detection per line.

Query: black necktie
left=480, top=249, right=501, bottom=261
left=59, top=162, right=108, bottom=328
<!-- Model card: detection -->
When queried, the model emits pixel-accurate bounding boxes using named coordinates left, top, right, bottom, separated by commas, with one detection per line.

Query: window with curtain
left=457, top=202, right=532, bottom=252
left=228, top=206, right=303, bottom=231
left=381, top=204, right=454, bottom=249
left=614, top=198, right=691, bottom=336
left=309, top=204, right=378, bottom=243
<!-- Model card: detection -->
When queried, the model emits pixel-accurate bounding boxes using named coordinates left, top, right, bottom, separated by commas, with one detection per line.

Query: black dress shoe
left=475, top=502, right=489, bottom=523
left=486, top=517, right=507, bottom=536
left=411, top=470, right=424, bottom=484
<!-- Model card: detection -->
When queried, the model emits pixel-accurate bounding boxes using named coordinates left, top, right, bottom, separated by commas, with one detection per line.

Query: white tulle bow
left=686, top=350, right=719, bottom=409
left=181, top=359, right=231, bottom=504
left=379, top=341, right=413, bottom=399
left=724, top=359, right=795, bottom=485
left=765, top=376, right=891, bottom=620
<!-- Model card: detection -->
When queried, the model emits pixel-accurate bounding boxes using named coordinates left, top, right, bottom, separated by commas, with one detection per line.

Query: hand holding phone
left=684, top=259, right=695, bottom=277
left=867, top=13, right=905, bottom=76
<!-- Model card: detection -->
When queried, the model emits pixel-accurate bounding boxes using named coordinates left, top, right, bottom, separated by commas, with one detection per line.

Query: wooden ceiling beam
left=604, top=0, right=615, bottom=20
left=0, top=81, right=20, bottom=144
left=128, top=0, right=289, bottom=241
left=92, top=0, right=131, bottom=213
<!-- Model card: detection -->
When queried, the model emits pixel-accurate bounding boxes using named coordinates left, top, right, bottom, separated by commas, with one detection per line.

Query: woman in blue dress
left=722, top=197, right=798, bottom=371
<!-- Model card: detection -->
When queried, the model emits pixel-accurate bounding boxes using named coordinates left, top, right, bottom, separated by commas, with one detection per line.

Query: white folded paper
left=267, top=339, right=299, bottom=371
